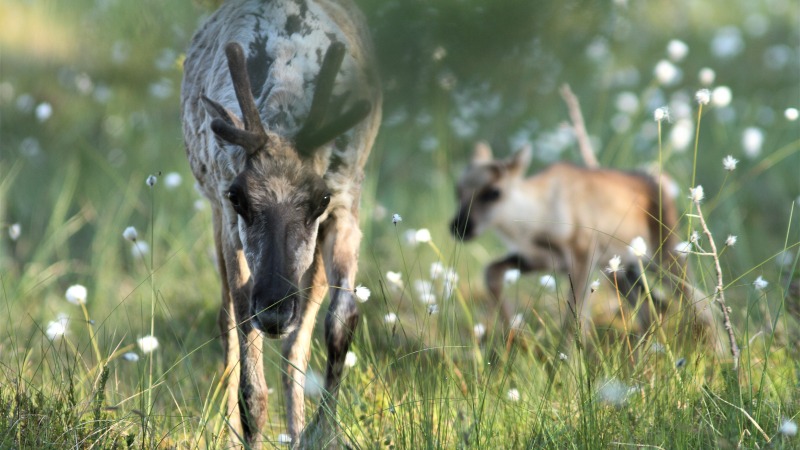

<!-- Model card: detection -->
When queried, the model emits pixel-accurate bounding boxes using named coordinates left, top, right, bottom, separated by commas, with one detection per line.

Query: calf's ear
left=508, top=144, right=533, bottom=178
left=471, top=141, right=494, bottom=164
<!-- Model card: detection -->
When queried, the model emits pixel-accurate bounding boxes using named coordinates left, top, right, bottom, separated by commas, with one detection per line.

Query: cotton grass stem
left=694, top=201, right=740, bottom=369
left=611, top=272, right=635, bottom=365
left=635, top=259, right=681, bottom=381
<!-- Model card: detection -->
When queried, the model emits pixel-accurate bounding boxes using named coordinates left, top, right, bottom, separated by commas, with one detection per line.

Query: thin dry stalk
left=695, top=202, right=740, bottom=369
left=559, top=83, right=599, bottom=168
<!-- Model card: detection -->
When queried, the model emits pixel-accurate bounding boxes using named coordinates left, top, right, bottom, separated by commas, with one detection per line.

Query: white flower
left=418, top=292, right=437, bottom=305
left=598, top=378, right=631, bottom=406
left=698, top=67, right=716, bottom=85
left=607, top=255, right=622, bottom=273
left=164, top=172, right=182, bottom=189
left=689, top=185, right=705, bottom=203
left=510, top=313, right=525, bottom=330
left=539, top=275, right=556, bottom=290
left=654, top=59, right=681, bottom=85
left=654, top=106, right=671, bottom=122
left=35, top=102, right=53, bottom=122
left=8, top=223, right=21, bottom=241
left=695, top=89, right=711, bottom=105
left=427, top=304, right=439, bottom=315
left=590, top=279, right=600, bottom=293
left=430, top=262, right=445, bottom=280
left=473, top=323, right=486, bottom=340
left=65, top=284, right=87, bottom=305
left=675, top=241, right=692, bottom=254
left=725, top=235, right=737, bottom=247
left=344, top=351, right=357, bottom=368
left=354, top=285, right=371, bottom=302
left=146, top=174, right=157, bottom=187
left=45, top=316, right=68, bottom=340
left=722, top=155, right=739, bottom=171
left=304, top=369, right=324, bottom=398
left=666, top=39, right=689, bottom=62
left=629, top=236, right=648, bottom=258
left=122, top=352, right=140, bottom=362
left=384, top=312, right=398, bottom=325
left=558, top=352, right=568, bottom=361
left=385, top=271, right=403, bottom=288
left=742, top=127, right=764, bottom=159
left=391, top=213, right=402, bottom=224
left=753, top=276, right=768, bottom=291
left=277, top=433, right=293, bottom=445
left=506, top=388, right=520, bottom=402
left=504, top=269, right=521, bottom=285
left=137, top=335, right=159, bottom=353
left=785, top=108, right=799, bottom=121
left=123, top=226, right=138, bottom=242
left=669, top=119, right=693, bottom=151
left=711, top=86, right=732, bottom=107
left=414, top=228, right=432, bottom=243
left=779, top=418, right=798, bottom=437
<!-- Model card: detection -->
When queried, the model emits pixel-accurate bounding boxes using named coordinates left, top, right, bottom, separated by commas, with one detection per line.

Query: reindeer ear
left=508, top=144, right=532, bottom=177
left=201, top=95, right=244, bottom=129
left=471, top=141, right=493, bottom=164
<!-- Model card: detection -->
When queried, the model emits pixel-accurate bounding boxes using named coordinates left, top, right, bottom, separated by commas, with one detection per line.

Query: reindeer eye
left=478, top=187, right=501, bottom=203
left=226, top=186, right=247, bottom=215
left=320, top=194, right=331, bottom=210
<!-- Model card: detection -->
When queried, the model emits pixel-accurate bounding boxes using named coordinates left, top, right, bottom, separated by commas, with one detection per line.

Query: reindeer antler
left=208, top=42, right=268, bottom=155
left=295, top=42, right=371, bottom=156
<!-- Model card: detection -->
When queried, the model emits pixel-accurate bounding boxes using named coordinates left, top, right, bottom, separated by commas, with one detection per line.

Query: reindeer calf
left=451, top=143, right=720, bottom=352
left=181, top=0, right=381, bottom=447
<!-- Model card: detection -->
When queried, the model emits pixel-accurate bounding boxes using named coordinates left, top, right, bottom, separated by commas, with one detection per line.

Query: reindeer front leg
left=219, top=209, right=268, bottom=447
left=305, top=210, right=362, bottom=448
left=485, top=253, right=537, bottom=326
left=282, top=245, right=327, bottom=444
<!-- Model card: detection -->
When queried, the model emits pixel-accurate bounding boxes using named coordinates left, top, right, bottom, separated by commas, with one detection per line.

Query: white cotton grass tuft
left=675, top=241, right=692, bottom=254
left=304, top=369, right=324, bottom=398
left=36, top=102, right=53, bottom=122
left=146, top=174, right=157, bottom=187
left=722, top=155, right=739, bottom=171
left=473, top=323, right=486, bottom=340
left=711, top=86, right=732, bottom=108
left=354, top=285, right=371, bottom=302
left=510, top=313, right=525, bottom=330
left=45, top=315, right=69, bottom=340
left=725, top=235, right=737, bottom=247
left=785, top=108, right=799, bottom=121
left=277, top=433, right=293, bottom=445
left=629, top=236, right=648, bottom=258
left=753, top=276, right=768, bottom=291
left=137, top=335, right=159, bottom=353
left=164, top=172, right=182, bottom=189
left=590, top=279, right=600, bottom=293
left=695, top=89, right=711, bottom=105
left=689, top=185, right=705, bottom=203
left=597, top=378, right=632, bottom=406
left=607, top=255, right=622, bottom=273
left=384, top=312, right=398, bottom=325
left=698, top=67, right=716, bottom=85
left=385, top=271, right=403, bottom=288
left=122, top=352, right=140, bottom=362
left=741, top=127, right=764, bottom=159
left=653, top=59, right=681, bottom=86
left=8, top=223, right=21, bottom=241
left=391, top=213, right=402, bottom=224
left=65, top=284, right=88, bottom=305
left=123, top=226, right=138, bottom=242
left=558, top=352, right=568, bottom=361
left=669, top=119, right=694, bottom=151
left=344, top=351, right=357, bottom=368
left=430, top=262, right=445, bottom=280
left=539, top=275, right=556, bottom=290
left=779, top=418, right=798, bottom=437
left=131, top=241, right=150, bottom=259
left=427, top=304, right=439, bottom=315
left=506, top=388, right=521, bottom=402
left=666, top=39, right=689, bottom=62
left=653, top=106, right=671, bottom=122
left=504, top=268, right=521, bottom=285
left=414, top=228, right=432, bottom=243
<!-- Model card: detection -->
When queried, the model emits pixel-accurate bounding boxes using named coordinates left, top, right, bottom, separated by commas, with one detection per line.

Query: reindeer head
left=203, top=42, right=370, bottom=337
left=450, top=142, right=532, bottom=241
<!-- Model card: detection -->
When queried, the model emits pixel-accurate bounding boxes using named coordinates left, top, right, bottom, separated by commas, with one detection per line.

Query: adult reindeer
left=181, top=0, right=381, bottom=447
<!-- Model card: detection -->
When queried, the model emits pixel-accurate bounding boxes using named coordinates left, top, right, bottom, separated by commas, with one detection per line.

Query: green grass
left=1, top=0, right=799, bottom=448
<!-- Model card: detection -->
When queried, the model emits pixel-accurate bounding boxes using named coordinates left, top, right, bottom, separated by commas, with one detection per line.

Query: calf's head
left=203, top=42, right=370, bottom=337
left=450, top=142, right=532, bottom=241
